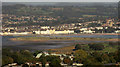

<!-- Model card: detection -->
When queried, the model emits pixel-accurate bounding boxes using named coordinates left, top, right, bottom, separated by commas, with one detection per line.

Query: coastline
left=9, top=36, right=119, bottom=42
left=1, top=33, right=120, bottom=36
left=52, top=33, right=120, bottom=36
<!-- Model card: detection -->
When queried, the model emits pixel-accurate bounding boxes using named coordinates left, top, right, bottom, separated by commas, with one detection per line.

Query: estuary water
left=2, top=35, right=119, bottom=50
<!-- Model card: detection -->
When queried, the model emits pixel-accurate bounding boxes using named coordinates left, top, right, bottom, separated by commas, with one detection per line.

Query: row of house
left=34, top=29, right=74, bottom=34
left=0, top=32, right=29, bottom=35
left=35, top=52, right=83, bottom=67
left=4, top=62, right=83, bottom=67
left=4, top=51, right=83, bottom=67
left=0, top=28, right=74, bottom=35
left=1, top=24, right=120, bottom=35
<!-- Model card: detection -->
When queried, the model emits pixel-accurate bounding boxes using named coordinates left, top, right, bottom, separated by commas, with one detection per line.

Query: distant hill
left=2, top=2, right=118, bottom=27
left=2, top=2, right=118, bottom=7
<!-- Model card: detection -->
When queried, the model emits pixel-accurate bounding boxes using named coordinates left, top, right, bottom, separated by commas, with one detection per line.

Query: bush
left=63, top=57, right=72, bottom=65
left=2, top=56, right=14, bottom=66
left=75, top=44, right=82, bottom=50
left=88, top=43, right=105, bottom=50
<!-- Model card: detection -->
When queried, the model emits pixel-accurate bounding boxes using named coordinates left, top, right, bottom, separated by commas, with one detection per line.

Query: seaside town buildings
left=34, top=29, right=74, bottom=34
left=1, top=14, right=120, bottom=35
left=0, top=26, right=120, bottom=35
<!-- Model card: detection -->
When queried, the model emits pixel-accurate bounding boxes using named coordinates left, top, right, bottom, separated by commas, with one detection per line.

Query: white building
left=34, top=29, right=74, bottom=34
left=95, top=27, right=103, bottom=30
left=45, top=62, right=49, bottom=67
left=80, top=28, right=88, bottom=31
left=36, top=53, right=42, bottom=58
left=60, top=62, right=68, bottom=66
left=82, top=30, right=95, bottom=34
left=0, top=32, right=29, bottom=35
left=115, top=30, right=120, bottom=33
left=41, top=26, right=50, bottom=29
left=72, top=63, right=83, bottom=66
left=51, top=53, right=61, bottom=56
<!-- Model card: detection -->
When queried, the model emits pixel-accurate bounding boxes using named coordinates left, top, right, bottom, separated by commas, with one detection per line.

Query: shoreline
left=53, top=33, right=120, bottom=36
left=10, top=37, right=119, bottom=42
left=1, top=33, right=120, bottom=36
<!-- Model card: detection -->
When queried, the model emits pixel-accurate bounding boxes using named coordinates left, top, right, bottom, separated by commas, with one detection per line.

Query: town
left=1, top=14, right=120, bottom=35
left=1, top=4, right=119, bottom=35
left=1, top=18, right=120, bottom=35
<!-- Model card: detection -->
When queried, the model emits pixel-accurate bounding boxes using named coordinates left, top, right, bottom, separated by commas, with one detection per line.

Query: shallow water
left=2, top=35, right=119, bottom=50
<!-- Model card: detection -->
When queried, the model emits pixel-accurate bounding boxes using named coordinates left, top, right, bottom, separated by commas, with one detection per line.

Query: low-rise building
left=0, top=32, right=29, bottom=35
left=115, top=30, right=120, bottom=33
left=82, top=30, right=95, bottom=34
left=72, top=63, right=83, bottom=66
left=95, top=27, right=103, bottom=30
left=34, top=29, right=74, bottom=34
left=36, top=53, right=42, bottom=58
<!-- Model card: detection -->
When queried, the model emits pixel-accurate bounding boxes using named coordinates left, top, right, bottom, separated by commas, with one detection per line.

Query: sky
left=1, top=0, right=120, bottom=2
